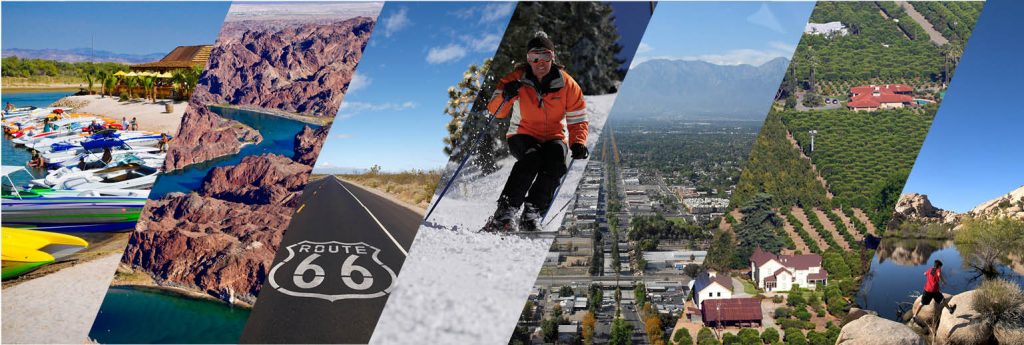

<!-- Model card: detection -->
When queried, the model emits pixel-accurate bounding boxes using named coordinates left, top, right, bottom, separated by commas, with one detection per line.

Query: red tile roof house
left=846, top=84, right=915, bottom=111
left=701, top=298, right=763, bottom=328
left=750, top=248, right=828, bottom=292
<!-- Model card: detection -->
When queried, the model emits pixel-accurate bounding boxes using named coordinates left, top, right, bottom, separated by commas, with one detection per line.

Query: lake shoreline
left=210, top=103, right=331, bottom=126
left=2, top=86, right=83, bottom=93
left=112, top=263, right=254, bottom=308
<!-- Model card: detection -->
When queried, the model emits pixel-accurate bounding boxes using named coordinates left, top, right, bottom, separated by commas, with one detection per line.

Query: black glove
left=502, top=81, right=521, bottom=100
left=570, top=143, right=589, bottom=159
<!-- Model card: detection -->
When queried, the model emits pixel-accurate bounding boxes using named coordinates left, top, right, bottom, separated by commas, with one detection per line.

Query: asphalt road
left=240, top=175, right=421, bottom=344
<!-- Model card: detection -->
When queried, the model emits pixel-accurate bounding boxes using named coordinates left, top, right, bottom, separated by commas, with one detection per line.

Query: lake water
left=1, top=91, right=73, bottom=186
left=856, top=237, right=1024, bottom=320
left=89, top=286, right=249, bottom=344
left=148, top=106, right=318, bottom=199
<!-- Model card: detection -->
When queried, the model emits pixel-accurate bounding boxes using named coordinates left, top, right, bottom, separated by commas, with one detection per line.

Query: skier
left=482, top=31, right=589, bottom=232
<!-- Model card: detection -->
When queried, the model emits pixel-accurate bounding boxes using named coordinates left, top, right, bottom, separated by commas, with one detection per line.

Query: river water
left=90, top=286, right=250, bottom=344
left=147, top=105, right=317, bottom=199
left=855, top=237, right=1024, bottom=320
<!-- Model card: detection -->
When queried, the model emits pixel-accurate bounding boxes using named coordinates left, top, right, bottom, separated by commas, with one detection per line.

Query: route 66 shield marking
left=268, top=240, right=397, bottom=302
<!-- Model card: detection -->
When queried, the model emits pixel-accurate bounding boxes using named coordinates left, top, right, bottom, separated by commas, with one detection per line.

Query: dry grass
left=339, top=169, right=442, bottom=209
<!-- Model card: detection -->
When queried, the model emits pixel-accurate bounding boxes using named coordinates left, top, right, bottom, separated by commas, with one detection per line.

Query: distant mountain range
left=1, top=48, right=165, bottom=64
left=614, top=57, right=790, bottom=121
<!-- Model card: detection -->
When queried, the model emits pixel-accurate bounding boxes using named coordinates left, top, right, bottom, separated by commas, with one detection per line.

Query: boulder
left=935, top=290, right=994, bottom=345
left=841, top=307, right=875, bottom=327
left=994, top=322, right=1024, bottom=345
left=837, top=314, right=924, bottom=345
left=905, top=292, right=953, bottom=332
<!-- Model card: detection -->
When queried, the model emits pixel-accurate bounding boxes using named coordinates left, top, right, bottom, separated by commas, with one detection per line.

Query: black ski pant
left=497, top=134, right=568, bottom=212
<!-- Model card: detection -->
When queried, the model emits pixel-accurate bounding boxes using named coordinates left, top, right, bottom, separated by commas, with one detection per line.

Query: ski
left=504, top=230, right=558, bottom=239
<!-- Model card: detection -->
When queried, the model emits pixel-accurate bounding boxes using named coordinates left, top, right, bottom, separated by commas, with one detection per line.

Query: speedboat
left=59, top=151, right=165, bottom=170
left=2, top=227, right=89, bottom=279
left=32, top=163, right=159, bottom=191
left=42, top=137, right=160, bottom=167
left=1, top=166, right=148, bottom=233
left=10, top=123, right=86, bottom=146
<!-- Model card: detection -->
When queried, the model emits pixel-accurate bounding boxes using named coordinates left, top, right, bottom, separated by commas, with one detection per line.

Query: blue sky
left=2, top=2, right=229, bottom=55
left=903, top=0, right=1023, bottom=213
left=631, top=2, right=814, bottom=68
left=314, top=2, right=515, bottom=173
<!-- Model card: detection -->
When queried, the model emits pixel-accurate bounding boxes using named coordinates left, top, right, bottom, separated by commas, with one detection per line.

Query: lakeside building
left=750, top=248, right=828, bottom=292
left=129, top=45, right=213, bottom=72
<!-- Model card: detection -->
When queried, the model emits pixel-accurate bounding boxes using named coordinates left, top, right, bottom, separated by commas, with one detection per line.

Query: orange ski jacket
left=487, top=66, right=588, bottom=145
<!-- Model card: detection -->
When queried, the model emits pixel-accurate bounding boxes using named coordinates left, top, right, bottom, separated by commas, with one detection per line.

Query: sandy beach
left=54, top=95, right=187, bottom=134
left=1, top=253, right=121, bottom=344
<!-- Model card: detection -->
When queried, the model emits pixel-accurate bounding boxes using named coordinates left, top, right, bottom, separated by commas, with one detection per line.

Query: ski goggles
left=527, top=50, right=554, bottom=63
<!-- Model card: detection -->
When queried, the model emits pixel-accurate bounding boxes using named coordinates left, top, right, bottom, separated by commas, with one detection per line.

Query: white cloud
left=637, top=42, right=653, bottom=54
left=340, top=101, right=418, bottom=112
left=348, top=72, right=371, bottom=93
left=381, top=7, right=410, bottom=37
left=768, top=41, right=796, bottom=53
left=333, top=133, right=353, bottom=139
left=452, top=3, right=515, bottom=24
left=478, top=3, right=515, bottom=24
left=426, top=44, right=468, bottom=64
left=337, top=101, right=417, bottom=120
left=462, top=33, right=502, bottom=53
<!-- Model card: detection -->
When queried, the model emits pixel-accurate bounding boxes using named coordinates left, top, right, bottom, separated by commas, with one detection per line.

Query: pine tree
left=443, top=59, right=492, bottom=158
left=734, top=193, right=784, bottom=260
left=492, top=2, right=624, bottom=95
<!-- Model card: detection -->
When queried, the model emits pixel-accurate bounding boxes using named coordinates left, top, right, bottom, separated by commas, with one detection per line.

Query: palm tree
left=96, top=71, right=109, bottom=96
left=85, top=74, right=94, bottom=95
left=141, top=77, right=156, bottom=103
left=104, top=76, right=117, bottom=98
left=173, top=66, right=203, bottom=100
left=125, top=76, right=138, bottom=99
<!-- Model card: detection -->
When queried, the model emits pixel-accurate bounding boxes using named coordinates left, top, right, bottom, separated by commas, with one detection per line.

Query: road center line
left=336, top=178, right=409, bottom=256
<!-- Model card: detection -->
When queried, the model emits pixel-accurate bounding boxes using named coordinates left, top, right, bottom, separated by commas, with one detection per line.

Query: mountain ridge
left=2, top=48, right=166, bottom=64
left=614, top=57, right=790, bottom=120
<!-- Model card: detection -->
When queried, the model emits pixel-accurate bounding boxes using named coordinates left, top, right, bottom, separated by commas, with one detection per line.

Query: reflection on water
left=90, top=286, right=249, bottom=344
left=857, top=237, right=1024, bottom=321
left=875, top=238, right=945, bottom=266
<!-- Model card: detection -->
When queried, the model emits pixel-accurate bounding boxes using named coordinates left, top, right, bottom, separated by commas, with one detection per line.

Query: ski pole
left=424, top=97, right=510, bottom=222
left=539, top=156, right=579, bottom=228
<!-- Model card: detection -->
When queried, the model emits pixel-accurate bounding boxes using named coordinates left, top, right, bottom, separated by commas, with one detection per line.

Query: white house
left=750, top=248, right=828, bottom=292
left=691, top=271, right=733, bottom=309
left=804, top=22, right=849, bottom=37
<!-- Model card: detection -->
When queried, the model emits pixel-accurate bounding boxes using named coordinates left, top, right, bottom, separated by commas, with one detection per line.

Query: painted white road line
left=336, top=178, right=410, bottom=256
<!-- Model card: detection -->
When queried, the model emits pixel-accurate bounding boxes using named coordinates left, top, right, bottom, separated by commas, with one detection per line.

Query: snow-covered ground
left=370, top=94, right=616, bottom=345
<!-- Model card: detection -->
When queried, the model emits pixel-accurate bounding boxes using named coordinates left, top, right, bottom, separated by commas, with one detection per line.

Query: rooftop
left=130, top=45, right=212, bottom=70
left=701, top=298, right=763, bottom=323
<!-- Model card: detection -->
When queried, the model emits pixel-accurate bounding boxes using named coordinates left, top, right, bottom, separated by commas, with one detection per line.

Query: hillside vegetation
left=2, top=56, right=126, bottom=86
left=782, top=106, right=936, bottom=210
left=732, top=111, right=829, bottom=209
